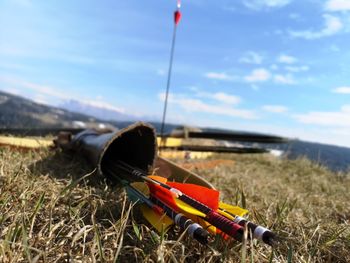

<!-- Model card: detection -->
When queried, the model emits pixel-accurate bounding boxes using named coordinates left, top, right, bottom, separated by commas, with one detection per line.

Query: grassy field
left=0, top=147, right=349, bottom=262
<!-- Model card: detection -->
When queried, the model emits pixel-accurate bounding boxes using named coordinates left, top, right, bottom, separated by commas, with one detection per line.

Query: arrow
left=160, top=0, right=182, bottom=144
left=126, top=185, right=210, bottom=244
left=106, top=160, right=244, bottom=242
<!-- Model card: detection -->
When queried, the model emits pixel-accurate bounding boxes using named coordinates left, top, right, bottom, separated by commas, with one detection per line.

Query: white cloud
left=0, top=87, right=20, bottom=96
left=204, top=72, right=236, bottom=81
left=294, top=105, right=350, bottom=127
left=227, top=122, right=350, bottom=148
left=274, top=74, right=296, bottom=84
left=243, top=0, right=292, bottom=10
left=330, top=128, right=350, bottom=136
left=0, top=76, right=125, bottom=113
left=262, top=105, right=288, bottom=113
left=212, top=92, right=241, bottom=104
left=285, top=65, right=309, bottom=72
left=76, top=99, right=125, bottom=113
left=195, top=91, right=241, bottom=104
left=325, top=0, right=350, bottom=12
left=0, top=77, right=70, bottom=100
left=278, top=54, right=298, bottom=64
left=239, top=51, right=263, bottom=64
left=289, top=14, right=343, bottom=39
left=158, top=93, right=257, bottom=119
left=244, top=68, right=271, bottom=82
left=332, top=86, right=350, bottom=94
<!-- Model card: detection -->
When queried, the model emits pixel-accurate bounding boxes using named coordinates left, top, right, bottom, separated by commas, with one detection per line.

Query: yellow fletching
left=174, top=199, right=206, bottom=217
left=140, top=205, right=173, bottom=233
left=219, top=202, right=248, bottom=217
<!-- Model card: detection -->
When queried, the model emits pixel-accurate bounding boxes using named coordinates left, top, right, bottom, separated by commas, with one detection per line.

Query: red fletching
left=167, top=182, right=220, bottom=211
left=174, top=10, right=181, bottom=25
left=148, top=181, right=219, bottom=212
left=147, top=182, right=178, bottom=211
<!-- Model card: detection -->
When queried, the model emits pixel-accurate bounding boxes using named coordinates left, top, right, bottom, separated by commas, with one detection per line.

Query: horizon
left=1, top=0, right=350, bottom=147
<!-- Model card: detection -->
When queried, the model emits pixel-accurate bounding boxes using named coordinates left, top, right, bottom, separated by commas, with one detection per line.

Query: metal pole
left=160, top=23, right=178, bottom=142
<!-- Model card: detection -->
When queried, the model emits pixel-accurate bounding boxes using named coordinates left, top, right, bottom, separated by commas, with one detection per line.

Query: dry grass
left=0, top=147, right=349, bottom=262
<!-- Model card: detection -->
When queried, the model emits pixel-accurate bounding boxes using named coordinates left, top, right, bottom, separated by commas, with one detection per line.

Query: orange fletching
left=167, top=182, right=219, bottom=210
left=148, top=175, right=168, bottom=184
left=147, top=176, right=220, bottom=212
left=147, top=182, right=178, bottom=211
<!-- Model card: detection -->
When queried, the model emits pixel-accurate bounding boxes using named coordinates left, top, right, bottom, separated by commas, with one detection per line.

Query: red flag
left=174, top=10, right=181, bottom=25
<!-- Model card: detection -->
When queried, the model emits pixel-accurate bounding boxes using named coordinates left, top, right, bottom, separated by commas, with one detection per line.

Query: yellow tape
left=0, top=136, right=53, bottom=149
left=157, top=137, right=184, bottom=147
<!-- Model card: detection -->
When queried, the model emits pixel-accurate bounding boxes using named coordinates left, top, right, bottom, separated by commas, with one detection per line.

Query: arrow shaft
left=224, top=213, right=276, bottom=246
left=126, top=184, right=210, bottom=244
left=108, top=160, right=244, bottom=241
left=160, top=17, right=178, bottom=143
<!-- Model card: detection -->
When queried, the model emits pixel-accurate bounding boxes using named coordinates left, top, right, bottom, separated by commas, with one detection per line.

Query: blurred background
left=1, top=0, right=350, bottom=147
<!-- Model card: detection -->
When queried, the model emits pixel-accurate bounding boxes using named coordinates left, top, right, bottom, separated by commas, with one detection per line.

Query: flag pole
left=160, top=1, right=182, bottom=148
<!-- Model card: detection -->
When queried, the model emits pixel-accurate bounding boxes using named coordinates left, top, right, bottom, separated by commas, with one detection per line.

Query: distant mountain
left=0, top=90, right=174, bottom=131
left=59, top=99, right=137, bottom=122
left=270, top=140, right=350, bottom=172
left=0, top=91, right=110, bottom=129
left=1, top=90, right=349, bottom=172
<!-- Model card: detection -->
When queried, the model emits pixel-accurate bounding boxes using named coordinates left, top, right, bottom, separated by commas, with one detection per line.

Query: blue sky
left=1, top=0, right=350, bottom=147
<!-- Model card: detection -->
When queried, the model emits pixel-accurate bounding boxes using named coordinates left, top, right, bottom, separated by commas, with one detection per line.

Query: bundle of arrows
left=52, top=123, right=278, bottom=247
left=105, top=160, right=277, bottom=246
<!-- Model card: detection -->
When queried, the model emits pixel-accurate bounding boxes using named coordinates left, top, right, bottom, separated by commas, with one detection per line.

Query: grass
left=0, top=147, right=349, bottom=262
